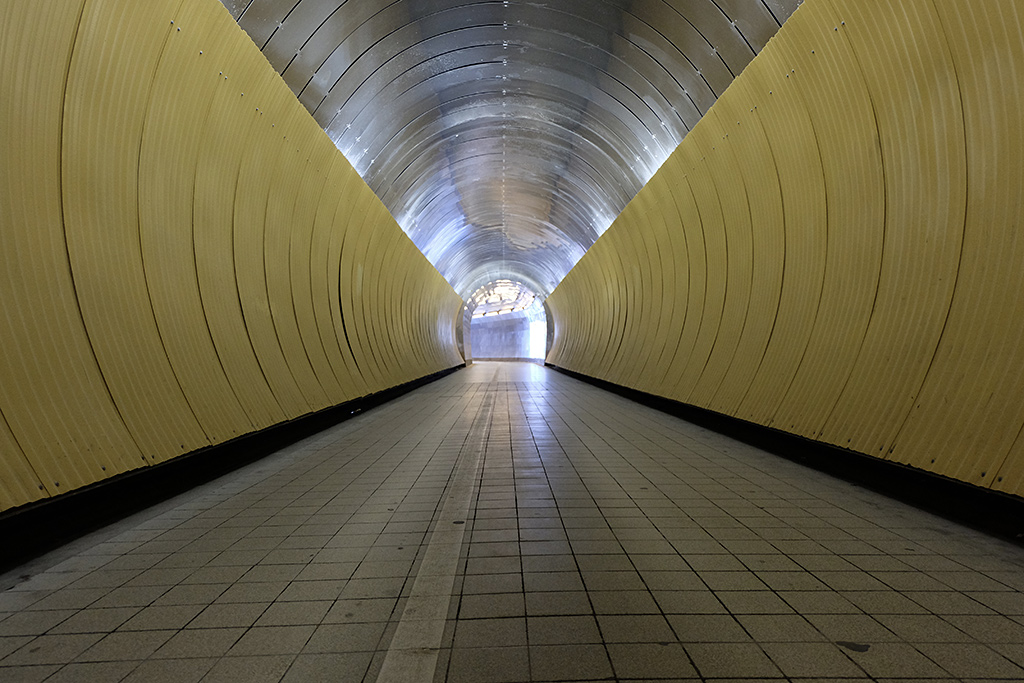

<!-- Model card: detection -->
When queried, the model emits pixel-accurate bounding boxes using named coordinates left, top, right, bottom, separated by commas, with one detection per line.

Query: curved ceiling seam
left=340, top=60, right=671, bottom=177
left=314, top=26, right=695, bottom=135
left=353, top=77, right=671, bottom=190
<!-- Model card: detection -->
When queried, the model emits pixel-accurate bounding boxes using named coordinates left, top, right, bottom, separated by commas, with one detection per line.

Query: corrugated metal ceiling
left=220, top=0, right=800, bottom=298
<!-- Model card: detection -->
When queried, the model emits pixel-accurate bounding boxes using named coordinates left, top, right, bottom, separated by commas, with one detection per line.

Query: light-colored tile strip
left=375, top=390, right=493, bottom=682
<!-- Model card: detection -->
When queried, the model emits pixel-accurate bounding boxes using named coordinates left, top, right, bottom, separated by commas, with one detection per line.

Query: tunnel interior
left=3, top=0, right=1024, bottom=517
left=4, top=2, right=1024, bottom=680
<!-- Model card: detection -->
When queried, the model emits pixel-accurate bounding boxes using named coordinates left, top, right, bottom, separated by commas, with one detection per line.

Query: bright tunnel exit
left=464, top=280, right=547, bottom=362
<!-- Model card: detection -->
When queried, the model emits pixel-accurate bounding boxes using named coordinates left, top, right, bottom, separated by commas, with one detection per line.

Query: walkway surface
left=2, top=362, right=1024, bottom=682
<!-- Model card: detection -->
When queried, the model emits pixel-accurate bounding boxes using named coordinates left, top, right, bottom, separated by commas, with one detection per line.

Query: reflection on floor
left=2, top=362, right=1023, bottom=682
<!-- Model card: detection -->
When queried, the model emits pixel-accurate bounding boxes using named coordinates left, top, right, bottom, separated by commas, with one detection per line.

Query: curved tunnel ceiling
left=221, top=0, right=800, bottom=298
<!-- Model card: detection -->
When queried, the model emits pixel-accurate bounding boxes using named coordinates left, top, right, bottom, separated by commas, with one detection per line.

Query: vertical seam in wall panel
left=59, top=0, right=146, bottom=467
left=335, top=222, right=365, bottom=389
left=285, top=152, right=331, bottom=398
left=260, top=138, right=314, bottom=410
left=812, top=0, right=888, bottom=441
left=190, top=74, right=259, bottom=431
left=229, top=111, right=288, bottom=418
left=0, top=409, right=45, bottom=498
left=666, top=176, right=708, bottom=388
left=885, top=0, right=970, bottom=462
left=305, top=157, right=350, bottom=393
left=134, top=0, right=212, bottom=444
left=732, top=103, right=787, bottom=415
left=302, top=162, right=346, bottom=392
left=766, top=58, right=831, bottom=426
left=990, top=4, right=1024, bottom=489
left=658, top=162, right=694, bottom=378
left=704, top=110, right=756, bottom=409
left=686, top=149, right=733, bottom=399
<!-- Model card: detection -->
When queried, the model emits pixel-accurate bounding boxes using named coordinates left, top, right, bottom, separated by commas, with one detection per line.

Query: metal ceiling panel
left=225, top=0, right=799, bottom=297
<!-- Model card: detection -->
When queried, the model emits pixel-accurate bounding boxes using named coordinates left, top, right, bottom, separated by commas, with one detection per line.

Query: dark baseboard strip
left=548, top=363, right=1024, bottom=544
left=0, top=364, right=465, bottom=573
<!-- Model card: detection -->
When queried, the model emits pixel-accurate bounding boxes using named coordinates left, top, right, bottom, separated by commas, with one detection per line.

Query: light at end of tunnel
left=529, top=320, right=546, bottom=360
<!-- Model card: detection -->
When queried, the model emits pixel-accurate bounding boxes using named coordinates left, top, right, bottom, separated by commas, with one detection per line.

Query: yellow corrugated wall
left=547, top=0, right=1024, bottom=498
left=0, top=0, right=463, bottom=513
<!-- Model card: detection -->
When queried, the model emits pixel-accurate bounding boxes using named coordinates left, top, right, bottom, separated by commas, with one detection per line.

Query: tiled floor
left=2, top=362, right=1024, bottom=682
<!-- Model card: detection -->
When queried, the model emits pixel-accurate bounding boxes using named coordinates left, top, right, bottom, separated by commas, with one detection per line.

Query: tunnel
left=2, top=1, right=1024, bottom=680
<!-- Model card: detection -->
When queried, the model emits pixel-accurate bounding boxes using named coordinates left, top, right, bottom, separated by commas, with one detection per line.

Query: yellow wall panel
left=0, top=413, right=45, bottom=511
left=631, top=200, right=661, bottom=390
left=734, top=48, right=828, bottom=428
left=672, top=122, right=731, bottom=403
left=193, top=29, right=287, bottom=431
left=706, top=75, right=786, bottom=417
left=263, top=109, right=332, bottom=410
left=326, top=168, right=376, bottom=395
left=362, top=220, right=397, bottom=387
left=232, top=83, right=315, bottom=419
left=548, top=0, right=1024, bottom=498
left=340, top=200, right=389, bottom=393
left=660, top=174, right=707, bottom=396
left=63, top=0, right=211, bottom=464
left=310, top=157, right=365, bottom=398
left=608, top=215, right=645, bottom=387
left=290, top=141, right=346, bottom=404
left=893, top=2, right=1024, bottom=491
left=769, top=0, right=883, bottom=439
left=687, top=108, right=754, bottom=410
left=0, top=0, right=462, bottom=514
left=139, top=0, right=254, bottom=445
left=632, top=174, right=682, bottom=399
left=818, top=1, right=965, bottom=459
left=0, top=0, right=144, bottom=500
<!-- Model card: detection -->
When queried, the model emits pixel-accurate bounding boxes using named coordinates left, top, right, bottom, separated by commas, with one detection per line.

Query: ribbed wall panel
left=140, top=0, right=254, bottom=445
left=193, top=30, right=287, bottom=431
left=548, top=0, right=1024, bottom=496
left=895, top=2, right=1024, bottom=496
left=0, top=0, right=462, bottom=514
left=1, top=0, right=144, bottom=506
left=64, top=0, right=210, bottom=465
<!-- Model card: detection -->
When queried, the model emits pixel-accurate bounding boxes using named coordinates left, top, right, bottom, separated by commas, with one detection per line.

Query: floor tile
left=152, top=627, right=245, bottom=659
left=227, top=625, right=315, bottom=656
left=446, top=646, right=529, bottom=683
left=529, top=643, right=612, bottom=680
left=606, top=642, right=698, bottom=678
left=201, top=655, right=294, bottom=683
left=686, top=642, right=783, bottom=678
left=120, top=657, right=216, bottom=683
